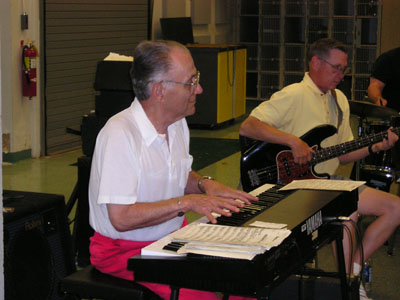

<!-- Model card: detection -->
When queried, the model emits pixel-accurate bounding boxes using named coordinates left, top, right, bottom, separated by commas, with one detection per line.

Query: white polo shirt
left=250, top=72, right=353, bottom=175
left=89, top=98, right=193, bottom=241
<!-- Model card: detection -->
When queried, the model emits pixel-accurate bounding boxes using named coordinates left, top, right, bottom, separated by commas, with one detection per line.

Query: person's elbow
left=109, top=217, right=132, bottom=232
left=239, top=117, right=254, bottom=137
left=368, top=78, right=385, bottom=96
left=107, top=204, right=139, bottom=232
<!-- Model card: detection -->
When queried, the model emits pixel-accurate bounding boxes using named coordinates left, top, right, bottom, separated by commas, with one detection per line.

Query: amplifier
left=3, top=190, right=75, bottom=300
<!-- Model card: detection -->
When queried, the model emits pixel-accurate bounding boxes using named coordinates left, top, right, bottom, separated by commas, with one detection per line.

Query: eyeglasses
left=161, top=71, right=200, bottom=93
left=318, top=57, right=350, bottom=75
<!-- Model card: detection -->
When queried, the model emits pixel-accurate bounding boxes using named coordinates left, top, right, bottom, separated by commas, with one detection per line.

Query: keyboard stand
left=337, top=229, right=349, bottom=300
left=130, top=224, right=351, bottom=300
left=301, top=224, right=350, bottom=300
left=170, top=286, right=180, bottom=300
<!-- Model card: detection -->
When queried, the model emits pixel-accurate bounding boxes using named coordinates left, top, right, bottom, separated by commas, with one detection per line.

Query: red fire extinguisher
left=22, top=42, right=37, bottom=98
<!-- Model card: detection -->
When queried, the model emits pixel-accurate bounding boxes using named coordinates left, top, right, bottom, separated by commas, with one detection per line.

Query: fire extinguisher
left=22, top=42, right=37, bottom=98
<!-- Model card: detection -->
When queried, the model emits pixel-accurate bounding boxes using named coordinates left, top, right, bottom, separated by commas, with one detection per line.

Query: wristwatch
left=368, top=144, right=374, bottom=155
left=198, top=176, right=214, bottom=193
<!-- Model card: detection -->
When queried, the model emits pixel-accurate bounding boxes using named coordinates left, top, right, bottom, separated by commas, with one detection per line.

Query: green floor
left=2, top=118, right=244, bottom=207
left=3, top=115, right=400, bottom=299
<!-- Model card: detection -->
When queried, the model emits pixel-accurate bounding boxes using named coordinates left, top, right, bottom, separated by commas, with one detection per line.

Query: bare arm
left=107, top=170, right=258, bottom=231
left=185, top=170, right=257, bottom=204
left=367, top=77, right=387, bottom=106
left=107, top=199, right=183, bottom=231
left=239, top=116, right=313, bottom=164
left=338, top=128, right=398, bottom=165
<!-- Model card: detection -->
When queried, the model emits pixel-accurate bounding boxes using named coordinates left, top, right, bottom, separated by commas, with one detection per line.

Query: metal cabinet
left=236, top=0, right=382, bottom=103
left=186, top=44, right=247, bottom=127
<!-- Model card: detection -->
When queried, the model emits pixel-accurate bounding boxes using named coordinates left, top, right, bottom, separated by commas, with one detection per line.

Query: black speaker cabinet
left=3, top=190, right=76, bottom=300
left=95, top=90, right=133, bottom=119
left=94, top=60, right=134, bottom=119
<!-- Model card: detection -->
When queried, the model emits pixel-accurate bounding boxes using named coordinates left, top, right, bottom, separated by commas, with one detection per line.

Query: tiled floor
left=3, top=149, right=83, bottom=202
left=2, top=114, right=400, bottom=299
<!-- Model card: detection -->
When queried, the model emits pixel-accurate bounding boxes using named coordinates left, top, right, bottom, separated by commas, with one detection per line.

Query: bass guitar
left=240, top=124, right=399, bottom=192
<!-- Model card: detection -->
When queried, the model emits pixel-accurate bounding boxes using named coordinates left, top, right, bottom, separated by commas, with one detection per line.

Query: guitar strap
left=331, top=89, right=343, bottom=129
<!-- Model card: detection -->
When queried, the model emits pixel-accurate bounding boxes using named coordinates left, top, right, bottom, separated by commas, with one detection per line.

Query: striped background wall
left=44, top=0, right=148, bottom=154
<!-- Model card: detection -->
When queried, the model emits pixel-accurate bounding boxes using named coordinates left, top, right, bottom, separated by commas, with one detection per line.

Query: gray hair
left=308, top=38, right=347, bottom=62
left=130, top=40, right=188, bottom=100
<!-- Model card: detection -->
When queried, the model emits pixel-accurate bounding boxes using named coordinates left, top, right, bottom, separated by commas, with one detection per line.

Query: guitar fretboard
left=311, top=127, right=400, bottom=165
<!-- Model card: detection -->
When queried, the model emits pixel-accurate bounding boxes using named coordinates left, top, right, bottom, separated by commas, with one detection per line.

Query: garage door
left=44, top=0, right=148, bottom=154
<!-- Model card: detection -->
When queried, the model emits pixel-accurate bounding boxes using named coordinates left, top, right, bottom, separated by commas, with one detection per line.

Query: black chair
left=61, top=160, right=162, bottom=300
left=59, top=264, right=162, bottom=300
left=60, top=154, right=163, bottom=299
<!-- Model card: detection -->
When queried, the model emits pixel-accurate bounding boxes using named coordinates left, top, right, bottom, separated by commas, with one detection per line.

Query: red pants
left=90, top=228, right=253, bottom=300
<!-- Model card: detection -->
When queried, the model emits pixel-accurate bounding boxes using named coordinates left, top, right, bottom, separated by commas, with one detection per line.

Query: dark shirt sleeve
left=371, top=52, right=393, bottom=84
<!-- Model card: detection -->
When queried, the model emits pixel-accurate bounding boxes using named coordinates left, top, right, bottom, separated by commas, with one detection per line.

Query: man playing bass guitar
left=239, top=38, right=400, bottom=300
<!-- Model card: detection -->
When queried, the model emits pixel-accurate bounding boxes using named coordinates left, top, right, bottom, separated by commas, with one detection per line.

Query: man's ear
left=152, top=82, right=164, bottom=100
left=310, top=56, right=320, bottom=70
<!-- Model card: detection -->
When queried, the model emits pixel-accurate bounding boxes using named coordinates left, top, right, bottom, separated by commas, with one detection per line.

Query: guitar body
left=240, top=125, right=338, bottom=192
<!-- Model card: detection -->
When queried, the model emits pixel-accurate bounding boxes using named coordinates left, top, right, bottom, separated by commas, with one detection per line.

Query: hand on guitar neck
left=240, top=124, right=399, bottom=192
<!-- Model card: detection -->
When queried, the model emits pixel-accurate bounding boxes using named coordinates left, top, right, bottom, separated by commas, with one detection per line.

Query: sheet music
left=103, top=52, right=133, bottom=61
left=279, top=179, right=365, bottom=192
left=140, top=216, right=209, bottom=257
left=177, top=244, right=261, bottom=260
left=172, top=223, right=291, bottom=260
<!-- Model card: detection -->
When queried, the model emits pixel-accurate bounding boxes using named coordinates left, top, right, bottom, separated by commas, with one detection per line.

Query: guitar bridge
left=282, top=158, right=291, bottom=176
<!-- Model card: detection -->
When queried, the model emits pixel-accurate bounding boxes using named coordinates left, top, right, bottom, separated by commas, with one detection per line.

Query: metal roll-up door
left=44, top=0, right=148, bottom=154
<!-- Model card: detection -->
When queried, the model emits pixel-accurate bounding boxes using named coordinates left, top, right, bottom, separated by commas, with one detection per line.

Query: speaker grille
left=4, top=191, right=75, bottom=300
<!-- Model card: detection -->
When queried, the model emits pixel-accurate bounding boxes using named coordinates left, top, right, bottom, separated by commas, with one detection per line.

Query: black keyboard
left=128, top=186, right=358, bottom=298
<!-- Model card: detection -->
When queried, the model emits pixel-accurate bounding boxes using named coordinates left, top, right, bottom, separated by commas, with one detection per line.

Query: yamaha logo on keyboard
left=304, top=210, right=323, bottom=235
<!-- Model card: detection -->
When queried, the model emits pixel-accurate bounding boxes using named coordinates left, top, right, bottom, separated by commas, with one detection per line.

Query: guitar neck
left=311, top=127, right=400, bottom=165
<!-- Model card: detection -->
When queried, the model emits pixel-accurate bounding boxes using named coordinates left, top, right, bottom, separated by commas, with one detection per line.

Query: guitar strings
left=251, top=128, right=400, bottom=183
